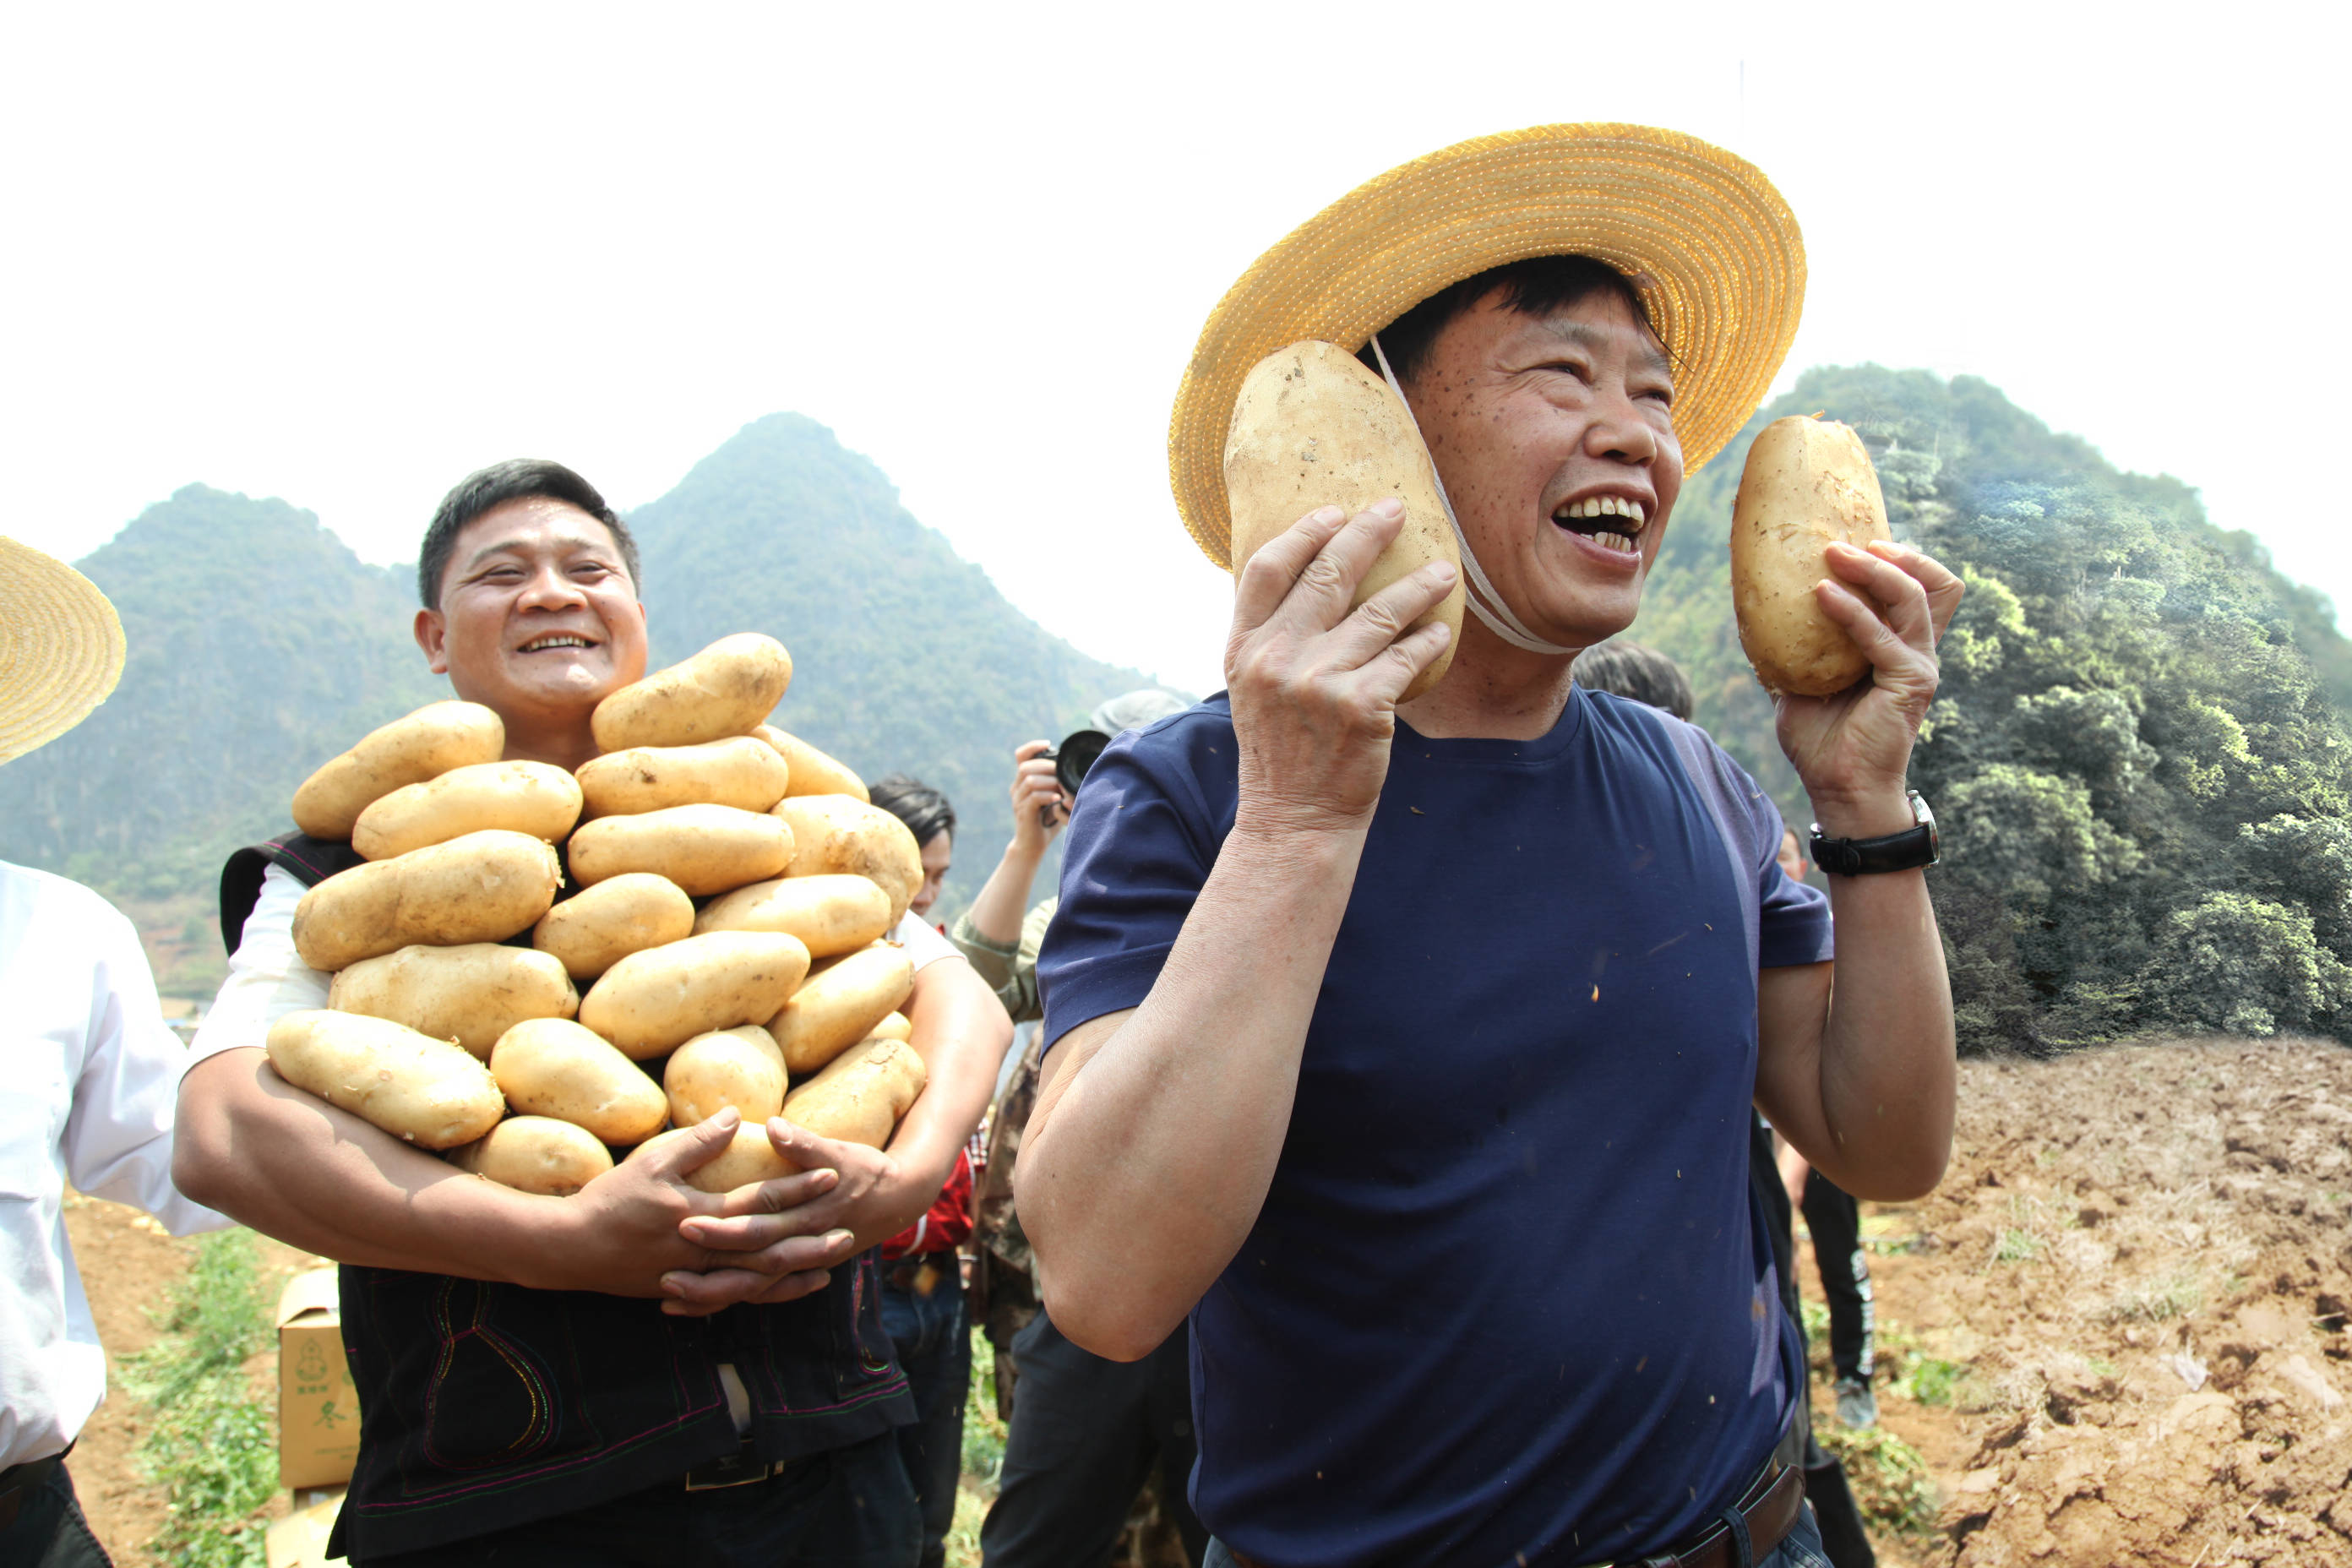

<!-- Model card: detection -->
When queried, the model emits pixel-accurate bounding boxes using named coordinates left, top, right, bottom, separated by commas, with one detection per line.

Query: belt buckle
left=683, top=1440, right=774, bottom=1492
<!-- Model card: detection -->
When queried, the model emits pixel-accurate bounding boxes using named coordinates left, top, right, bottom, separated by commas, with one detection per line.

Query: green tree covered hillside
left=1628, top=366, right=2352, bottom=1052
left=0, top=420, right=1153, bottom=936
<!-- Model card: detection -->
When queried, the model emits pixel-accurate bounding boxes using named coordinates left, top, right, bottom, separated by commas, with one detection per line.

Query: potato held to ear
left=293, top=830, right=563, bottom=972
left=292, top=700, right=504, bottom=840
left=591, top=633, right=792, bottom=752
left=266, top=1010, right=505, bottom=1151
left=1730, top=415, right=1893, bottom=698
left=352, top=760, right=583, bottom=860
left=1223, top=340, right=1464, bottom=700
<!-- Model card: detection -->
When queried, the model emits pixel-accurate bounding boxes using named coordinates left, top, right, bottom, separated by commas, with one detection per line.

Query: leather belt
left=0, top=1441, right=72, bottom=1534
left=1225, top=1459, right=1804, bottom=1568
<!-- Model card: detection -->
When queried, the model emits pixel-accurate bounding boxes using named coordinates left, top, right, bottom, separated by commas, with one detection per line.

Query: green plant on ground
left=1992, top=1228, right=2042, bottom=1263
left=1816, top=1425, right=1940, bottom=1543
left=2104, top=1271, right=2203, bottom=1322
left=962, top=1328, right=1008, bottom=1488
left=1893, top=1356, right=1966, bottom=1407
left=117, top=1230, right=279, bottom=1568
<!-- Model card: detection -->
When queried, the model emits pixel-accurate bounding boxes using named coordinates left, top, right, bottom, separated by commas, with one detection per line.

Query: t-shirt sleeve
left=891, top=912, right=960, bottom=972
left=1036, top=734, right=1217, bottom=1053
left=1745, top=789, right=1834, bottom=970
left=186, top=864, right=330, bottom=1073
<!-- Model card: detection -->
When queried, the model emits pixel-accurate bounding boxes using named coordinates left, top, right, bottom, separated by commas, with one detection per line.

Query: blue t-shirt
left=1037, top=689, right=1834, bottom=1568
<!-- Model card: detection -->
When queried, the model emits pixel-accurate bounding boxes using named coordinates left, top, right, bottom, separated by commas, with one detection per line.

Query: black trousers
left=978, top=1308, right=1206, bottom=1567
left=1799, top=1173, right=1874, bottom=1385
left=0, top=1466, right=115, bottom=1568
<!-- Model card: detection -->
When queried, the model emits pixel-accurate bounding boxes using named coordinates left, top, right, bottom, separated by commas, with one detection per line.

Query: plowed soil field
left=64, top=1037, right=2352, bottom=1565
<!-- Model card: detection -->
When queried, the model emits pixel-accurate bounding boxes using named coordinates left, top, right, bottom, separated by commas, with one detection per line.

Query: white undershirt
left=1, top=862, right=228, bottom=1470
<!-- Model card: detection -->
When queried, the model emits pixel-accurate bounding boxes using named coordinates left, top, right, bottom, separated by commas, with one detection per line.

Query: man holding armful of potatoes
left=1018, top=127, right=1962, bottom=1568
left=173, top=460, right=1011, bottom=1566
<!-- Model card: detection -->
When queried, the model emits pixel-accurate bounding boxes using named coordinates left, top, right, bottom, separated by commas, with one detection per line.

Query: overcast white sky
left=4, top=5, right=2343, bottom=696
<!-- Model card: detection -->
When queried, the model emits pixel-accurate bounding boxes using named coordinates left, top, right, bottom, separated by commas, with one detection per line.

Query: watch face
left=1908, top=791, right=1941, bottom=864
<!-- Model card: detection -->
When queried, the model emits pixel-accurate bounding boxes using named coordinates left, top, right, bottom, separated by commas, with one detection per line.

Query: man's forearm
left=1817, top=865, right=1954, bottom=1195
left=1019, top=820, right=1365, bottom=1361
left=967, top=842, right=1048, bottom=946
left=175, top=1049, right=568, bottom=1283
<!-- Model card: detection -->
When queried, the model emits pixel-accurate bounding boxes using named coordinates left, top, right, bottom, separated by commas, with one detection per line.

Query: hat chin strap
left=1368, top=334, right=1580, bottom=658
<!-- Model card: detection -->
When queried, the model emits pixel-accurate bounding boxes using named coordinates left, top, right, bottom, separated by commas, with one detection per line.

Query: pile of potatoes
left=265, top=634, right=934, bottom=1198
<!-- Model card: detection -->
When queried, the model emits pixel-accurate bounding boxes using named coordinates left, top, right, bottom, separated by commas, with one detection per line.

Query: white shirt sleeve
left=890, top=912, right=961, bottom=972
left=187, top=863, right=330, bottom=1071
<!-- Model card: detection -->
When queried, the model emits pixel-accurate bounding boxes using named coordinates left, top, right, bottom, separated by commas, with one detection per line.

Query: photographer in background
left=958, top=689, right=1205, bottom=1568
left=864, top=774, right=994, bottom=1568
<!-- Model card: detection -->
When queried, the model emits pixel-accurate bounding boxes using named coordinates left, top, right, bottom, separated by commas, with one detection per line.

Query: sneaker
left=1835, top=1377, right=1878, bottom=1429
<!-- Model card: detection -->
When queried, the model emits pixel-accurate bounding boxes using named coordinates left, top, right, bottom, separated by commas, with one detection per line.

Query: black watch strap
left=1810, top=792, right=1940, bottom=876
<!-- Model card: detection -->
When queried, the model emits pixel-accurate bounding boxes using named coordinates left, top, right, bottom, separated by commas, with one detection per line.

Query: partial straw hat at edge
left=1167, top=122, right=1808, bottom=570
left=0, top=537, right=126, bottom=765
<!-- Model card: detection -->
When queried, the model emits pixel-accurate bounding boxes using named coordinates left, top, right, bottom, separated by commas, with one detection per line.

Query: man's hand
left=1009, top=739, right=1072, bottom=848
left=549, top=1110, right=850, bottom=1305
left=1776, top=540, right=1964, bottom=834
left=1227, top=502, right=1456, bottom=837
left=656, top=1118, right=931, bottom=1316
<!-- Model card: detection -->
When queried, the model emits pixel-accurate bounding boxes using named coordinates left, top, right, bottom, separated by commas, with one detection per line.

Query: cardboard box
left=275, top=1267, right=361, bottom=1489
left=264, top=1487, right=347, bottom=1568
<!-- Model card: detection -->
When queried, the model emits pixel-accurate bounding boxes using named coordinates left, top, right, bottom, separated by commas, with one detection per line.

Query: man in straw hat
left=0, top=539, right=228, bottom=1564
left=172, top=460, right=1011, bottom=1565
left=1017, top=125, right=1962, bottom=1567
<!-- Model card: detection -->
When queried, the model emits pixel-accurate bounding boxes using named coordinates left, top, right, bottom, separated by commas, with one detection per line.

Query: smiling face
left=1399, top=286, right=1683, bottom=651
left=412, top=496, right=649, bottom=765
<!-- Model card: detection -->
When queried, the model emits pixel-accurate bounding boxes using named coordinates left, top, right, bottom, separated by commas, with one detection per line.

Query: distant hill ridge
left=0, top=414, right=1151, bottom=939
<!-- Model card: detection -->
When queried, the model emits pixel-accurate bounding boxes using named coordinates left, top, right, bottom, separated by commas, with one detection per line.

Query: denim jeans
left=879, top=1262, right=971, bottom=1568
left=356, top=1433, right=918, bottom=1567
left=1200, top=1500, right=1832, bottom=1568
left=0, top=1466, right=115, bottom=1568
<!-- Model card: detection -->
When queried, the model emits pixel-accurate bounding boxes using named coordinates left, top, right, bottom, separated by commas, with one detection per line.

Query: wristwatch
left=1810, top=791, right=1939, bottom=875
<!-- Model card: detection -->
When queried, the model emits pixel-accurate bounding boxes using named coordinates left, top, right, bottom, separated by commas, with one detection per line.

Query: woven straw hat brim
left=1169, top=122, right=1805, bottom=569
left=0, top=537, right=125, bottom=765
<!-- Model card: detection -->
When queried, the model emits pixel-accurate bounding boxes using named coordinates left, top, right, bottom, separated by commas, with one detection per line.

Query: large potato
left=292, top=830, right=562, bottom=973
left=292, top=701, right=504, bottom=840
left=1224, top=341, right=1464, bottom=701
left=580, top=931, right=813, bottom=1059
left=773, top=796, right=922, bottom=926
left=663, top=1025, right=787, bottom=1127
left=591, top=633, right=792, bottom=752
left=488, top=1018, right=667, bottom=1146
left=1730, top=415, right=1892, bottom=697
left=265, top=1010, right=505, bottom=1150
left=692, top=874, right=892, bottom=957
left=352, top=761, right=583, bottom=860
left=756, top=727, right=868, bottom=803
left=782, top=1037, right=928, bottom=1149
left=327, top=943, right=579, bottom=1059
left=673, top=1123, right=799, bottom=1194
left=531, top=874, right=694, bottom=982
left=767, top=944, right=916, bottom=1075
left=567, top=804, right=792, bottom=898
left=449, top=1116, right=613, bottom=1196
left=576, top=736, right=790, bottom=819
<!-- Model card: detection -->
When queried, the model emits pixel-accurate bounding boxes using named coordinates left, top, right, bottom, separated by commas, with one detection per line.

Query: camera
left=1039, top=729, right=1111, bottom=798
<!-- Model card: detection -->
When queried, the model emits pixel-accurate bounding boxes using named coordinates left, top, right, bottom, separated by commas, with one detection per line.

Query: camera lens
left=1054, top=729, right=1111, bottom=798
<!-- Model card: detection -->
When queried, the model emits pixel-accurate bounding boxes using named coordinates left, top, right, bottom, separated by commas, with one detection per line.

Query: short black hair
left=868, top=775, right=956, bottom=848
left=1356, top=255, right=1660, bottom=389
left=417, top=460, right=641, bottom=608
left=1571, top=640, right=1693, bottom=721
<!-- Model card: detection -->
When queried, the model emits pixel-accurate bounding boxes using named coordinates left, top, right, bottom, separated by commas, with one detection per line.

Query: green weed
left=1893, top=1356, right=1965, bottom=1407
left=961, top=1328, right=1008, bottom=1489
left=1993, top=1228, right=2042, bottom=1263
left=2104, top=1272, right=2203, bottom=1323
left=117, top=1231, right=279, bottom=1568
left=1816, top=1425, right=1940, bottom=1543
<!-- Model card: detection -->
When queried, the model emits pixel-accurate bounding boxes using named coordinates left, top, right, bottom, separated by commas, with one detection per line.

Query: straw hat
left=0, top=538, right=126, bottom=765
left=1168, top=122, right=1806, bottom=569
